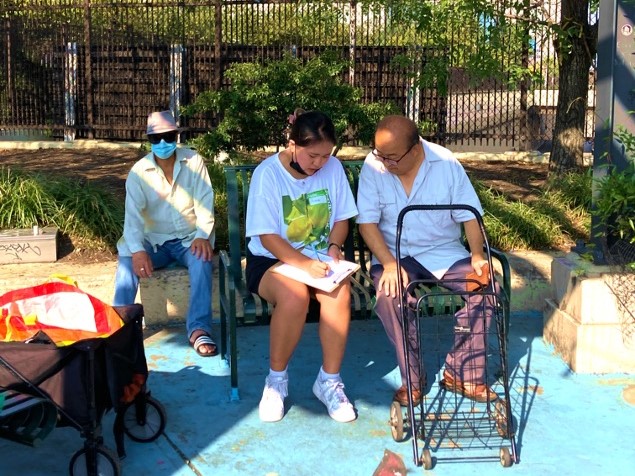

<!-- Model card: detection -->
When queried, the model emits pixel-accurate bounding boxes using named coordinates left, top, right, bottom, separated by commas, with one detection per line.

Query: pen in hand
left=311, top=244, right=322, bottom=262
left=310, top=245, right=331, bottom=277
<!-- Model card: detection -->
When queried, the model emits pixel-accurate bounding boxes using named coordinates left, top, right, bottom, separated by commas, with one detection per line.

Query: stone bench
left=138, top=258, right=220, bottom=328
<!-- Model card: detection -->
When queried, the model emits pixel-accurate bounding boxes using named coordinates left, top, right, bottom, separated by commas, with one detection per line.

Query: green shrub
left=474, top=181, right=568, bottom=250
left=183, top=53, right=399, bottom=158
left=0, top=166, right=123, bottom=251
left=593, top=128, right=635, bottom=245
left=594, top=163, right=635, bottom=244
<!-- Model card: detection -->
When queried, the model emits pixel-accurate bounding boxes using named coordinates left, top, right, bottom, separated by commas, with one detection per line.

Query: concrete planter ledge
left=544, top=252, right=635, bottom=373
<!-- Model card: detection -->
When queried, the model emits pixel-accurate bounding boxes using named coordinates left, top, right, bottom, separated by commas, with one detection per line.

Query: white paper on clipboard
left=271, top=249, right=360, bottom=293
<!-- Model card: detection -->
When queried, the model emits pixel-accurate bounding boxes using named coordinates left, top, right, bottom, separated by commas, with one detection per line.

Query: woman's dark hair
left=289, top=109, right=337, bottom=147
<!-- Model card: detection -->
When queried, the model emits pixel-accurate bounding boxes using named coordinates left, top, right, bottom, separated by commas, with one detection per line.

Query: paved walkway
left=1, top=311, right=635, bottom=475
left=2, top=252, right=635, bottom=475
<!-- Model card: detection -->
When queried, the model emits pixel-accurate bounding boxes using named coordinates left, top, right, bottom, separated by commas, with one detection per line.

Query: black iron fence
left=0, top=0, right=595, bottom=151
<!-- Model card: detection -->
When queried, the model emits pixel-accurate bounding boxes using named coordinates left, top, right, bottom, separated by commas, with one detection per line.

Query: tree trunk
left=549, top=0, right=597, bottom=175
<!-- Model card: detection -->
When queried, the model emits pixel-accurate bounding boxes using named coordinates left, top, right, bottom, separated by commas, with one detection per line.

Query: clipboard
left=271, top=251, right=360, bottom=293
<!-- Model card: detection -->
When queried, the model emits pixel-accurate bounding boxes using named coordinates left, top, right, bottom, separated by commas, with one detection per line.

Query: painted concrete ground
left=2, top=311, right=634, bottom=476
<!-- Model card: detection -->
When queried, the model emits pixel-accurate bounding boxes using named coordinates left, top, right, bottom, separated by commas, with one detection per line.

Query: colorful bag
left=0, top=278, right=124, bottom=346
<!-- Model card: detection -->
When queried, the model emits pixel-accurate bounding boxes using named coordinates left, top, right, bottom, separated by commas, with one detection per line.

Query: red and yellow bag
left=0, top=276, right=124, bottom=346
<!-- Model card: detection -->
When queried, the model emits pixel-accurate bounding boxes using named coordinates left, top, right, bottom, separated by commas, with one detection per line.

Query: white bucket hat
left=146, top=110, right=181, bottom=135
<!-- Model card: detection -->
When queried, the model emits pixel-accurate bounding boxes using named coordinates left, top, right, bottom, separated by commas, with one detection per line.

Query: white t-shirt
left=357, top=138, right=483, bottom=279
left=246, top=153, right=358, bottom=259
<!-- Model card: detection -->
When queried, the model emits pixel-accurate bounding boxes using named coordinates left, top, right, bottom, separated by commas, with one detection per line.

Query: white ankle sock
left=319, top=367, right=340, bottom=381
left=269, top=368, right=288, bottom=380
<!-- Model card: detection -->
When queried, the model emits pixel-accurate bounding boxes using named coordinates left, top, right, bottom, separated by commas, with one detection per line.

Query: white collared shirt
left=356, top=138, right=483, bottom=279
left=117, top=147, right=215, bottom=256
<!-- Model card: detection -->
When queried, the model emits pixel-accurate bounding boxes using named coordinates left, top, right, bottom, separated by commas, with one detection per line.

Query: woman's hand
left=306, top=259, right=331, bottom=279
left=327, top=245, right=342, bottom=263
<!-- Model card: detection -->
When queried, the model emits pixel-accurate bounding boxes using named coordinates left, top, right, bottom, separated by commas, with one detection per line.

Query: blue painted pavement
left=1, top=311, right=634, bottom=475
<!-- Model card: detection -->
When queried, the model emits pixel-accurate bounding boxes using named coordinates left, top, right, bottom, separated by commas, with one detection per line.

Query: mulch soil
left=0, top=148, right=550, bottom=264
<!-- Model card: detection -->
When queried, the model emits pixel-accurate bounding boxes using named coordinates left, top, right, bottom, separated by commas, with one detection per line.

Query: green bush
left=183, top=53, right=399, bottom=158
left=471, top=169, right=592, bottom=251
left=593, top=128, right=635, bottom=245
left=0, top=167, right=123, bottom=250
left=0, top=160, right=596, bottom=255
left=594, top=163, right=635, bottom=244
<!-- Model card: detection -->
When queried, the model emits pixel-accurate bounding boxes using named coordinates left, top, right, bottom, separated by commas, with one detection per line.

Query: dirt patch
left=1, top=147, right=550, bottom=264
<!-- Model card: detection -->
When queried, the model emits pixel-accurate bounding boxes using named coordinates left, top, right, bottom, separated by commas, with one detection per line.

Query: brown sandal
left=440, top=371, right=498, bottom=402
left=393, top=376, right=427, bottom=406
left=393, top=386, right=423, bottom=406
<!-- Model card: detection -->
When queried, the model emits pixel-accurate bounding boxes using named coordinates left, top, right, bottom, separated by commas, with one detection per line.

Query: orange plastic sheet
left=0, top=279, right=124, bottom=346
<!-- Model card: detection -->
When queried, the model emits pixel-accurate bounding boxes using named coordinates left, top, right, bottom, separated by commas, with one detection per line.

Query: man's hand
left=132, top=251, right=153, bottom=278
left=378, top=261, right=409, bottom=298
left=466, top=257, right=490, bottom=292
left=190, top=238, right=214, bottom=261
left=470, top=256, right=489, bottom=276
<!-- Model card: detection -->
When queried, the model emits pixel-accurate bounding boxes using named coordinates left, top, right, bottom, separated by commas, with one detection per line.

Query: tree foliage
left=372, top=0, right=598, bottom=174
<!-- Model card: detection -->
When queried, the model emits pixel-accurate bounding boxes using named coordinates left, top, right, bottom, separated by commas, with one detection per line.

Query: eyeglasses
left=372, top=142, right=417, bottom=166
left=147, top=131, right=177, bottom=144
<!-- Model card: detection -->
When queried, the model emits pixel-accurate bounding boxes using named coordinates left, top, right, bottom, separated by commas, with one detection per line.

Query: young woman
left=245, top=110, right=358, bottom=423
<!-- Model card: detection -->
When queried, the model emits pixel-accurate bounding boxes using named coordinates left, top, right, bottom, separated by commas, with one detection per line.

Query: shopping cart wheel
left=420, top=449, right=433, bottom=470
left=389, top=401, right=404, bottom=441
left=494, top=399, right=509, bottom=438
left=121, top=395, right=167, bottom=442
left=499, top=447, right=513, bottom=467
left=69, top=445, right=121, bottom=476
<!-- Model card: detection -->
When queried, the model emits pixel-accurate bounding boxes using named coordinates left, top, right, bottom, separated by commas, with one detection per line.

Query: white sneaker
left=312, top=376, right=357, bottom=423
left=259, top=375, right=288, bottom=422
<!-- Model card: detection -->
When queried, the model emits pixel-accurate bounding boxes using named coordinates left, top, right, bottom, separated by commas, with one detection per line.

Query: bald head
left=372, top=115, right=422, bottom=174
left=375, top=115, right=419, bottom=147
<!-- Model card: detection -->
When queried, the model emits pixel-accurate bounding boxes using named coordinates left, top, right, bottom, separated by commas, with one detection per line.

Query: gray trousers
left=371, top=256, right=497, bottom=386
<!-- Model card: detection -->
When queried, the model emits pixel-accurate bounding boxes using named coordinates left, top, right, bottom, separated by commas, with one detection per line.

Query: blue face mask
left=151, top=140, right=177, bottom=160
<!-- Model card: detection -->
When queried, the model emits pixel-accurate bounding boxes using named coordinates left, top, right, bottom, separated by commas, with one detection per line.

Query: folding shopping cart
left=388, top=204, right=518, bottom=470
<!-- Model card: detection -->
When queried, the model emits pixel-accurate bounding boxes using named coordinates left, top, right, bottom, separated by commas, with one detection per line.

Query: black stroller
left=0, top=303, right=166, bottom=476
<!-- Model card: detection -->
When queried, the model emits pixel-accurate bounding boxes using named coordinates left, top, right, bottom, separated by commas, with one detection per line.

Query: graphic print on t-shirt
left=282, top=189, right=332, bottom=248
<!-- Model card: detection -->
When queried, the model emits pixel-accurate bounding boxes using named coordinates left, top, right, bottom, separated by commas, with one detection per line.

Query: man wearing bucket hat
left=113, top=110, right=217, bottom=357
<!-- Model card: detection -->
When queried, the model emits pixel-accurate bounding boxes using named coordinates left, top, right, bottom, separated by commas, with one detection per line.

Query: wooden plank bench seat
left=217, top=161, right=511, bottom=400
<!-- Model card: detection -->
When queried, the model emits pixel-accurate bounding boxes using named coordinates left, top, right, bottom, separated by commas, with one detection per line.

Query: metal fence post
left=64, top=42, right=77, bottom=142
left=214, top=0, right=222, bottom=91
left=83, top=0, right=93, bottom=139
left=170, top=43, right=184, bottom=137
left=406, top=49, right=421, bottom=123
left=349, top=0, right=356, bottom=86
left=5, top=16, right=15, bottom=124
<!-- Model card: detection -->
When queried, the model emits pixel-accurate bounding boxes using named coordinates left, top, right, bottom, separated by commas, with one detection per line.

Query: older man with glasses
left=113, top=110, right=217, bottom=357
left=357, top=115, right=498, bottom=406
